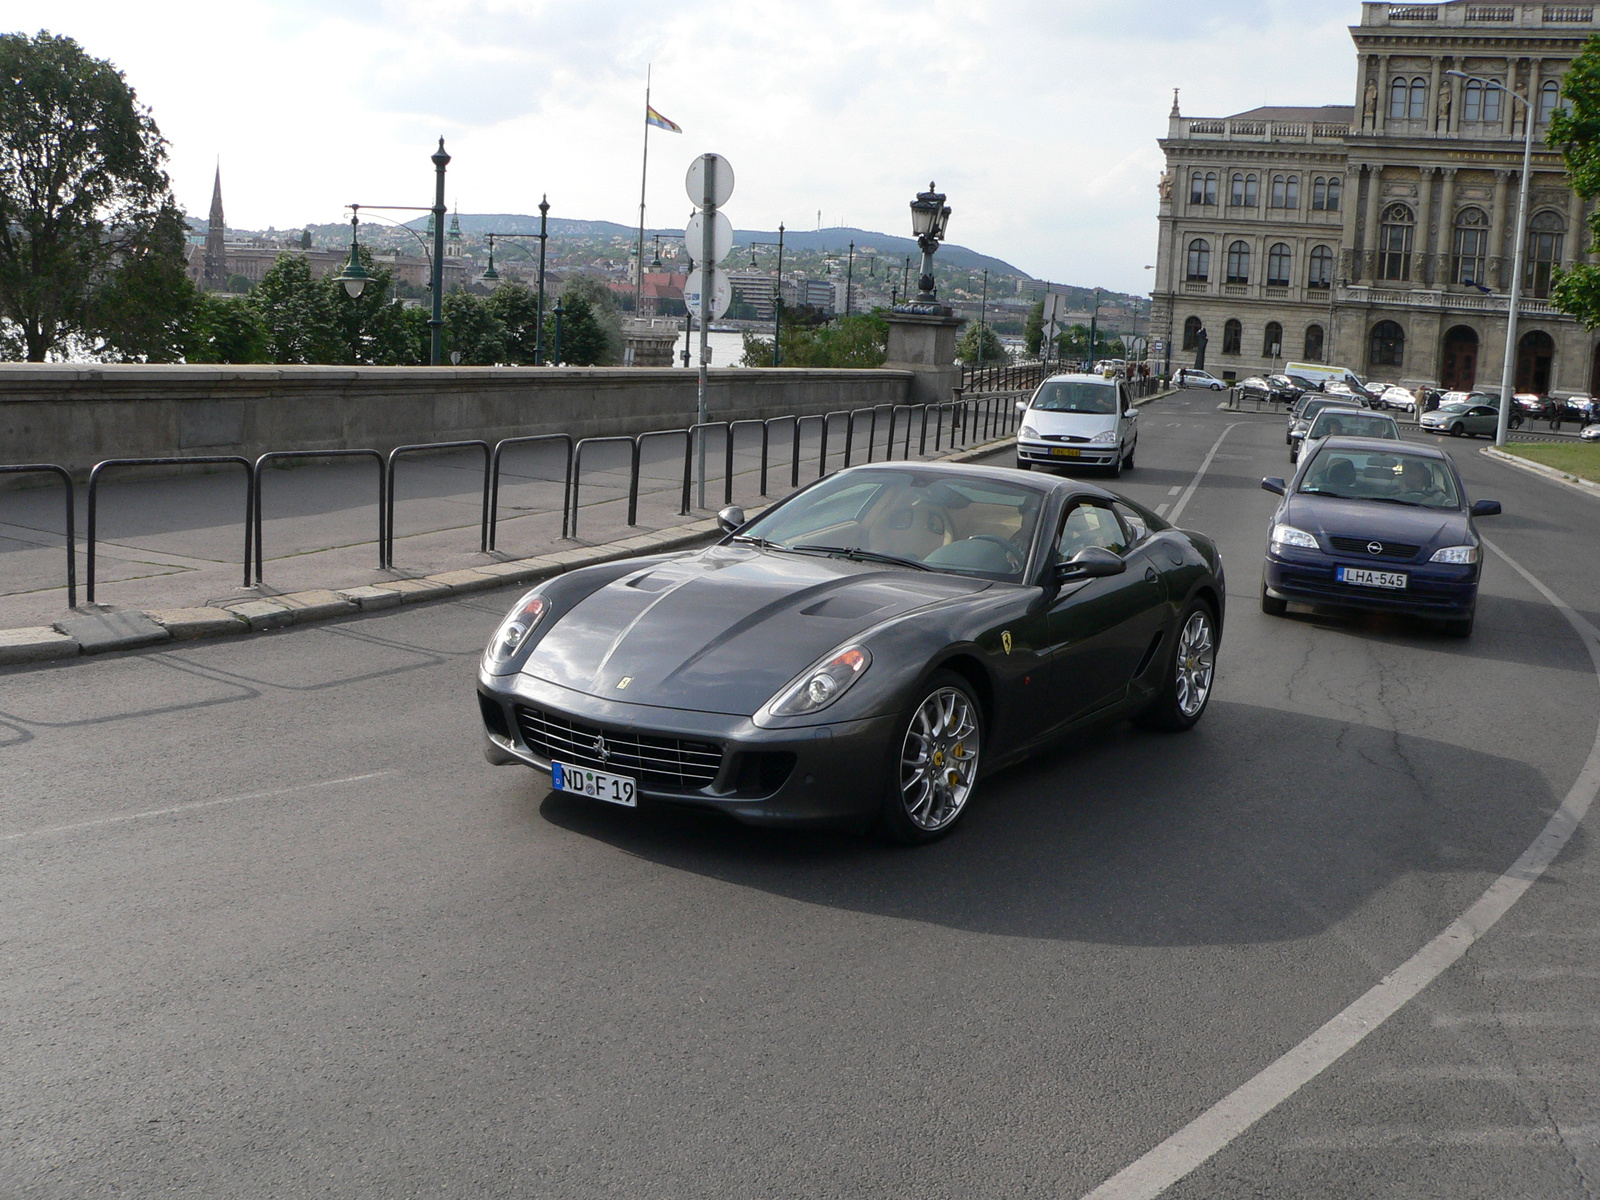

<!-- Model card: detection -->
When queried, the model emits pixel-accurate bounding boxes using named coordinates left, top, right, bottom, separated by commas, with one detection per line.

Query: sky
left=17, top=1, right=1367, bottom=293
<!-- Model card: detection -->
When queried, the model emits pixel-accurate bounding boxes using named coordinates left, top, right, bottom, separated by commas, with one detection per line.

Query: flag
left=646, top=106, right=681, bottom=133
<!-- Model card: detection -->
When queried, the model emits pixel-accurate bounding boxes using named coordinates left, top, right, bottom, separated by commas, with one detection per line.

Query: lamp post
left=747, top=224, right=785, bottom=366
left=977, top=267, right=989, bottom=371
left=1447, top=69, right=1533, bottom=448
left=481, top=232, right=499, bottom=285
left=552, top=298, right=564, bottom=365
left=908, top=183, right=951, bottom=304
left=332, top=139, right=449, bottom=364
left=1087, top=288, right=1102, bottom=372
left=537, top=195, right=549, bottom=364
left=845, top=240, right=855, bottom=316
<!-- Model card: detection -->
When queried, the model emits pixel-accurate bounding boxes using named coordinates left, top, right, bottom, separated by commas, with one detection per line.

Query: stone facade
left=1152, top=0, right=1600, bottom=397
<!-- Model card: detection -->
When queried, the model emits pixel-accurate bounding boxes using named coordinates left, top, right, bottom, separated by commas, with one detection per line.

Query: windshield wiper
left=730, top=533, right=785, bottom=550
left=1301, top=490, right=1432, bottom=508
left=789, top=543, right=931, bottom=570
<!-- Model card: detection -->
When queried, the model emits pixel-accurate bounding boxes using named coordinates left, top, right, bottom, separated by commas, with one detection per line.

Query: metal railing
left=8, top=392, right=1047, bottom=607
left=86, top=456, right=255, bottom=605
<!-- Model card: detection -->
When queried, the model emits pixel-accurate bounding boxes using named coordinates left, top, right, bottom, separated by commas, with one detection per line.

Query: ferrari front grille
left=513, top=704, right=723, bottom=789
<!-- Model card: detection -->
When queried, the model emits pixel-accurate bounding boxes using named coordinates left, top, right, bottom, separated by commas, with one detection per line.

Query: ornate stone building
left=1151, top=0, right=1600, bottom=396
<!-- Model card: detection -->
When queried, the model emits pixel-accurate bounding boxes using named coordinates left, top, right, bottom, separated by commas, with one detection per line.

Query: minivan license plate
left=1337, top=566, right=1407, bottom=590
left=552, top=760, right=637, bottom=807
left=1050, top=447, right=1081, bottom=458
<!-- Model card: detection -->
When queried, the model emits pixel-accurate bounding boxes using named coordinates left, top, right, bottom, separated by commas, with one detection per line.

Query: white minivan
left=1014, top=373, right=1138, bottom=476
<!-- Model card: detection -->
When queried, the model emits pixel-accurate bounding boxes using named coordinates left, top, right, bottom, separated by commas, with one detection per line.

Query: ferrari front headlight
left=761, top=646, right=871, bottom=720
left=485, top=591, right=549, bottom=667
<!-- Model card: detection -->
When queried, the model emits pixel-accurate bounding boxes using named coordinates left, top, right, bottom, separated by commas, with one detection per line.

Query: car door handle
left=1144, top=566, right=1159, bottom=583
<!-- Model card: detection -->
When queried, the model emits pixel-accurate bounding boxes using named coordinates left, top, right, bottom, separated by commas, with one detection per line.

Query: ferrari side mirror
left=1262, top=477, right=1286, bottom=495
left=1470, top=499, right=1502, bottom=517
left=717, top=505, right=746, bottom=533
left=1055, top=546, right=1127, bottom=581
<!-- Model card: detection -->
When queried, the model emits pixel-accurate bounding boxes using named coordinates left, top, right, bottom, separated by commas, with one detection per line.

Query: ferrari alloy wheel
left=882, top=673, right=982, bottom=844
left=1134, top=599, right=1217, bottom=731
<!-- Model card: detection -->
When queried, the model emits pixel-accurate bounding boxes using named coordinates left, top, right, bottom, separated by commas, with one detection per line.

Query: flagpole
left=636, top=65, right=650, bottom=317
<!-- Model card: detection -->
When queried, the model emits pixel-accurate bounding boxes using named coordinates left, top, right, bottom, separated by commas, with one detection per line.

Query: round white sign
left=685, top=153, right=734, bottom=209
left=683, top=267, right=731, bottom=321
left=684, top=210, right=733, bottom=266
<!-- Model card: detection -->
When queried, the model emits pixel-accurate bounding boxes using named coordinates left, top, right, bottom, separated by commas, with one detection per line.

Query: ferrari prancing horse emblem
left=617, top=676, right=632, bottom=689
left=1001, top=631, right=1012, bottom=655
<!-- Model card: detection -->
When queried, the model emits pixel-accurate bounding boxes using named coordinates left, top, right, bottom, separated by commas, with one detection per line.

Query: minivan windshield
left=1031, top=381, right=1118, bottom=414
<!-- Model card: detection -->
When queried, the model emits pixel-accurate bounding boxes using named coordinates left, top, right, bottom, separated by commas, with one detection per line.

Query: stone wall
left=0, top=365, right=914, bottom=477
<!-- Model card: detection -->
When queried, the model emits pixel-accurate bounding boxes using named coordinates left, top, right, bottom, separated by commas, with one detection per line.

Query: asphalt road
left=3, top=386, right=1597, bottom=1199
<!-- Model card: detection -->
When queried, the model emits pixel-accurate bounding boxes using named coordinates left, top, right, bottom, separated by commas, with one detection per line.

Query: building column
left=1490, top=169, right=1512, bottom=288
left=1437, top=167, right=1458, bottom=283
left=1572, top=193, right=1590, bottom=266
left=1418, top=167, right=1437, bottom=285
left=1429, top=57, right=1443, bottom=130
left=1362, top=163, right=1385, bottom=281
left=1377, top=56, right=1392, bottom=132
left=1526, top=59, right=1542, bottom=137
left=1340, top=162, right=1362, bottom=280
left=1502, top=59, right=1518, bottom=138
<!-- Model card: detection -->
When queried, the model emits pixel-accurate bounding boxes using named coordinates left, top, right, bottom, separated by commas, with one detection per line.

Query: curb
left=1481, top=445, right=1600, bottom=500
left=0, top=432, right=1032, bottom=670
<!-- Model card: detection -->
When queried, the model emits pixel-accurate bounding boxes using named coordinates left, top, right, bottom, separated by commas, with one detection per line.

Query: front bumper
left=1017, top=438, right=1120, bottom=467
left=1263, top=548, right=1479, bottom=617
left=477, top=668, right=900, bottom=829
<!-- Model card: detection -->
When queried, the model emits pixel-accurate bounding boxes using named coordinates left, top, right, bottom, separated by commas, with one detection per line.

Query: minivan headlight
left=759, top=646, right=871, bottom=722
left=1019, top=422, right=1039, bottom=440
left=1270, top=524, right=1318, bottom=552
left=1429, top=545, right=1479, bottom=564
left=485, top=591, right=549, bottom=668
left=1090, top=429, right=1118, bottom=444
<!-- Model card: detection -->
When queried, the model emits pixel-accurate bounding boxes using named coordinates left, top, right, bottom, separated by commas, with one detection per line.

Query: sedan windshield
left=1299, top=448, right=1461, bottom=509
left=1030, top=381, right=1118, bottom=414
left=737, top=469, right=1044, bottom=580
left=1307, top=412, right=1399, bottom=440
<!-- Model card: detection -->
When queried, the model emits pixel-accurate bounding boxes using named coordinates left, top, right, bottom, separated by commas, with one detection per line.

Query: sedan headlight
left=1090, top=429, right=1118, bottom=444
left=762, top=646, right=871, bottom=720
left=1270, top=524, right=1319, bottom=552
left=485, top=591, right=549, bottom=667
left=1019, top=422, right=1039, bottom=440
left=1429, top=545, right=1480, bottom=564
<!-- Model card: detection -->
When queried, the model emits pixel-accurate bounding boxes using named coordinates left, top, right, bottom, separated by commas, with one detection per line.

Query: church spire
left=202, top=162, right=229, bottom=291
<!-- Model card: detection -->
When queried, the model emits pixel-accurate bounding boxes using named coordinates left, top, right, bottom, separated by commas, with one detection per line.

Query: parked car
left=479, top=461, right=1226, bottom=841
left=1293, top=407, right=1402, bottom=465
left=1266, top=374, right=1305, bottom=404
left=1421, top=399, right=1498, bottom=437
left=1323, top=381, right=1378, bottom=407
left=1554, top=395, right=1598, bottom=422
left=1378, top=385, right=1417, bottom=413
left=1015, top=373, right=1138, bottom=476
left=1580, top=422, right=1600, bottom=441
left=1175, top=368, right=1226, bottom=390
left=1514, top=392, right=1546, bottom=416
left=1260, top=438, right=1502, bottom=637
left=1237, top=376, right=1275, bottom=404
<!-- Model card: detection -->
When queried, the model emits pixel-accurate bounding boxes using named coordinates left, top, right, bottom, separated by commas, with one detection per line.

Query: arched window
left=1379, top=203, right=1414, bottom=281
left=1390, top=76, right=1411, bottom=119
left=1326, top=175, right=1341, bottom=211
left=1370, top=319, right=1405, bottom=369
left=1525, top=211, right=1565, bottom=298
left=1226, top=240, right=1251, bottom=284
left=1230, top=173, right=1246, bottom=206
left=1186, top=238, right=1210, bottom=281
left=1263, top=321, right=1284, bottom=358
left=1308, top=244, right=1334, bottom=289
left=1451, top=207, right=1490, bottom=286
left=1304, top=324, right=1325, bottom=362
left=1222, top=318, right=1242, bottom=356
left=1267, top=243, right=1292, bottom=286
left=1183, top=315, right=1203, bottom=351
left=1539, top=79, right=1561, bottom=124
left=1190, top=172, right=1205, bottom=204
left=1204, top=171, right=1217, bottom=205
left=1312, top=177, right=1327, bottom=209
left=1409, top=77, right=1428, bottom=120
left=1285, top=175, right=1300, bottom=208
left=1243, top=174, right=1258, bottom=206
left=1465, top=79, right=1503, bottom=123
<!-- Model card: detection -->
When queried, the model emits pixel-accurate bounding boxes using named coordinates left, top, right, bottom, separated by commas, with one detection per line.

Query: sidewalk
left=0, top=423, right=1021, bottom=665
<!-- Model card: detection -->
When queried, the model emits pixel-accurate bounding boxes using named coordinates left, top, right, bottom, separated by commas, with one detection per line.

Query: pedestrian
left=1550, top=395, right=1563, bottom=432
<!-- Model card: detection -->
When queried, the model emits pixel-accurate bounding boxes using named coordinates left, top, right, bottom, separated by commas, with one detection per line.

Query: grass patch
left=1502, top=440, right=1600, bottom=484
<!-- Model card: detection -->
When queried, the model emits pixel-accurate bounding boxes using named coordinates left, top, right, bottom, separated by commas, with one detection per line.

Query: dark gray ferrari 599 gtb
left=477, top=462, right=1224, bottom=843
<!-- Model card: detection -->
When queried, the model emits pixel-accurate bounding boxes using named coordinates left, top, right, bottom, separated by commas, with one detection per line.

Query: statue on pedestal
left=1363, top=78, right=1379, bottom=126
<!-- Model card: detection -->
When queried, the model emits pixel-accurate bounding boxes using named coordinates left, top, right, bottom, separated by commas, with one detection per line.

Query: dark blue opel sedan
left=1259, top=437, right=1501, bottom=637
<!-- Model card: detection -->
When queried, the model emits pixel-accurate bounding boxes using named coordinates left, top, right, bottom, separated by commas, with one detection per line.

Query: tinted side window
left=1056, top=502, right=1129, bottom=562
left=1111, top=501, right=1150, bottom=544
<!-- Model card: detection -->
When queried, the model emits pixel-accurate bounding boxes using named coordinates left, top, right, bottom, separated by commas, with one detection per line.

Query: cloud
left=14, top=0, right=1365, bottom=291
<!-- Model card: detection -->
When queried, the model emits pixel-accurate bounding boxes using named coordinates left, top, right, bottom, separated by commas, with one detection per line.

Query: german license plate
left=1050, top=446, right=1081, bottom=458
left=551, top=760, right=637, bottom=807
left=1337, top=566, right=1408, bottom=590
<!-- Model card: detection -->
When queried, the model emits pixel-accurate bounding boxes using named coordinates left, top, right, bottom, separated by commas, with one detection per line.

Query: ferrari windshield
left=1299, top=448, right=1461, bottom=509
left=1030, top=381, right=1118, bottom=414
left=737, top=469, right=1045, bottom=580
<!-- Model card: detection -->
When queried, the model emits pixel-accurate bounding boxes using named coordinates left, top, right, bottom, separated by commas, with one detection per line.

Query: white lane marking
left=1167, top=486, right=1182, bottom=496
left=1080, top=536, right=1600, bottom=1200
left=0, top=772, right=390, bottom=844
left=1433, top=1012, right=1600, bottom=1028
left=1166, top=424, right=1241, bottom=526
left=1155, top=504, right=1169, bottom=517
left=1284, top=1124, right=1600, bottom=1151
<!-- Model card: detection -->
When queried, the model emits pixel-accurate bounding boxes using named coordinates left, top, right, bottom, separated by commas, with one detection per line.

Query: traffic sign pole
left=687, top=152, right=733, bottom=511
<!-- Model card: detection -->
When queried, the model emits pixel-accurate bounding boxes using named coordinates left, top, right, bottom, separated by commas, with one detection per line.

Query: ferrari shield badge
left=1001, top=630, right=1012, bottom=655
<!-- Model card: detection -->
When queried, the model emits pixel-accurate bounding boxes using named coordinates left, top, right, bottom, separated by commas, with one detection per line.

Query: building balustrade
left=1377, top=1, right=1590, bottom=23
left=1340, top=284, right=1560, bottom=316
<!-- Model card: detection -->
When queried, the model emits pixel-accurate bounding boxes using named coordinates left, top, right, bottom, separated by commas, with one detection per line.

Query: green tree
left=547, top=293, right=610, bottom=366
left=250, top=253, right=338, bottom=363
left=324, top=245, right=417, bottom=365
left=83, top=201, right=196, bottom=362
left=743, top=310, right=887, bottom=368
left=225, top=273, right=252, bottom=294
left=0, top=32, right=187, bottom=360
left=558, top=275, right=624, bottom=363
left=443, top=289, right=507, bottom=364
left=955, top=321, right=1008, bottom=366
left=486, top=283, right=543, bottom=363
left=1024, top=299, right=1045, bottom=357
left=183, top=291, right=268, bottom=363
left=1550, top=47, right=1600, bottom=325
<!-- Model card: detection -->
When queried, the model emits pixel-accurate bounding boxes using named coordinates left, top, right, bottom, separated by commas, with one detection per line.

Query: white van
left=1285, top=361, right=1367, bottom=391
left=1014, top=373, right=1138, bottom=476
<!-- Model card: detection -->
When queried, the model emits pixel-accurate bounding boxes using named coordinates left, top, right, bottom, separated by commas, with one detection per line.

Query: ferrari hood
left=521, top=545, right=990, bottom=715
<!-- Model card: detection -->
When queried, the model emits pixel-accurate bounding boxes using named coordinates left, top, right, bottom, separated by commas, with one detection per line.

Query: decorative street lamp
left=747, top=223, right=785, bottom=366
left=536, top=195, right=549, bottom=364
left=481, top=232, right=499, bottom=284
left=908, top=182, right=951, bottom=304
left=552, top=298, right=565, bottom=365
left=1446, top=69, right=1532, bottom=448
left=977, top=267, right=989, bottom=371
left=845, top=240, right=855, bottom=317
left=333, top=206, right=373, bottom=298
